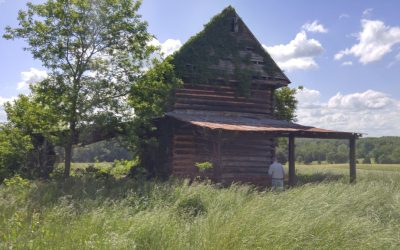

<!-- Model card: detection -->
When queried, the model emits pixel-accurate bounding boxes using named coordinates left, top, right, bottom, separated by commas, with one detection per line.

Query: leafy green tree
left=0, top=124, right=33, bottom=182
left=4, top=95, right=58, bottom=137
left=4, top=0, right=153, bottom=177
left=326, top=152, right=336, bottom=164
left=130, top=57, right=182, bottom=122
left=128, top=57, right=182, bottom=176
left=274, top=86, right=302, bottom=121
left=3, top=94, right=58, bottom=178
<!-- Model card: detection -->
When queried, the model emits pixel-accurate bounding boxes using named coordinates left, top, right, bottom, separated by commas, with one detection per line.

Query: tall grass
left=1, top=166, right=400, bottom=249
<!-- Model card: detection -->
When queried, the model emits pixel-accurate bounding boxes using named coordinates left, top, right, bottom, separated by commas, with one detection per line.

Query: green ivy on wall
left=171, top=6, right=281, bottom=97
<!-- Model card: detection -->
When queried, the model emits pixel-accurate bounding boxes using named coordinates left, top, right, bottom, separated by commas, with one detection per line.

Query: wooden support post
left=349, top=137, right=356, bottom=183
left=212, top=129, right=222, bottom=182
left=288, top=135, right=296, bottom=186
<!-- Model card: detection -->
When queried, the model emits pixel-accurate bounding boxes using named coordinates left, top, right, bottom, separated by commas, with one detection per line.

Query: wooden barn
left=152, top=6, right=361, bottom=186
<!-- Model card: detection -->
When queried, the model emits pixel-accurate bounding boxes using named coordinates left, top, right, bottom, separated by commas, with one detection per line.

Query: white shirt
left=268, top=161, right=285, bottom=179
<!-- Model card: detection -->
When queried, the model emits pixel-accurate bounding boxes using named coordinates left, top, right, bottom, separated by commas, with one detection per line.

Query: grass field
left=1, top=163, right=400, bottom=249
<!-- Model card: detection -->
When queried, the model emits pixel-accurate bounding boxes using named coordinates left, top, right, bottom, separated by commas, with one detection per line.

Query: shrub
left=112, top=159, right=138, bottom=178
left=195, top=161, right=213, bottom=172
left=176, top=195, right=207, bottom=218
left=3, top=175, right=30, bottom=189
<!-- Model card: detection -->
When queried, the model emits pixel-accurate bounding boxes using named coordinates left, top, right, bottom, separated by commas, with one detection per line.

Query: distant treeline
left=55, top=139, right=133, bottom=163
left=66, top=137, right=400, bottom=165
left=276, top=137, right=400, bottom=164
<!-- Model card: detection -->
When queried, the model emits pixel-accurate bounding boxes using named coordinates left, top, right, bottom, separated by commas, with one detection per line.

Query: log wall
left=220, top=132, right=274, bottom=186
left=171, top=126, right=275, bottom=186
left=174, top=83, right=274, bottom=116
left=171, top=126, right=216, bottom=180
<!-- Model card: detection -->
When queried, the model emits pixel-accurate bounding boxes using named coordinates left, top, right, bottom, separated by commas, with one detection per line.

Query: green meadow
left=1, top=163, right=400, bottom=249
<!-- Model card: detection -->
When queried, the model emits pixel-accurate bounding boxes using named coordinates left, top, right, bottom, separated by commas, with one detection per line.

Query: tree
left=3, top=94, right=58, bottom=178
left=4, top=95, right=58, bottom=137
left=4, top=0, right=153, bottom=177
left=0, top=124, right=33, bottom=182
left=274, top=86, right=302, bottom=121
left=128, top=57, right=182, bottom=176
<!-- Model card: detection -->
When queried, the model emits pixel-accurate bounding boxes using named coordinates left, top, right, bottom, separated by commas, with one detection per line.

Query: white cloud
left=296, top=88, right=400, bottom=136
left=327, top=90, right=393, bottom=109
left=396, top=52, right=400, bottom=60
left=339, top=13, right=350, bottom=20
left=0, top=110, right=5, bottom=123
left=302, top=21, right=328, bottom=33
left=362, top=8, right=373, bottom=17
left=17, top=68, right=48, bottom=90
left=342, top=61, right=353, bottom=66
left=335, top=19, right=400, bottom=64
left=149, top=38, right=182, bottom=58
left=295, top=88, right=321, bottom=106
left=0, top=96, right=16, bottom=123
left=264, top=31, right=324, bottom=71
left=0, top=97, right=13, bottom=106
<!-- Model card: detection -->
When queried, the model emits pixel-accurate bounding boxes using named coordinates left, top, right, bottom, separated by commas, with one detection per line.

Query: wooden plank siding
left=171, top=126, right=216, bottom=180
left=174, top=84, right=275, bottom=116
left=164, top=7, right=290, bottom=186
left=220, top=132, right=274, bottom=186
left=171, top=125, right=275, bottom=186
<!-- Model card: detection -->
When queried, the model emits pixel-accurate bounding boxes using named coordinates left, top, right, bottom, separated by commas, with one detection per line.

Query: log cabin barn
left=153, top=6, right=361, bottom=186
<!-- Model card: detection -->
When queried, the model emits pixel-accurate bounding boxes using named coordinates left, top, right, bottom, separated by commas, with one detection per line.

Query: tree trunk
left=64, top=122, right=76, bottom=178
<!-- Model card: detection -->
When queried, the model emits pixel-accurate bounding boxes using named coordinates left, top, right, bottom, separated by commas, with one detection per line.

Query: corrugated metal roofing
left=166, top=110, right=361, bottom=139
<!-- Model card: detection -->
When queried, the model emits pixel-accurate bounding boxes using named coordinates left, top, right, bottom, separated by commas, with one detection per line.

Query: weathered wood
left=221, top=167, right=267, bottom=174
left=212, top=130, right=223, bottom=181
left=349, top=137, right=356, bottom=183
left=175, top=98, right=272, bottom=110
left=156, top=7, right=360, bottom=187
left=221, top=156, right=271, bottom=161
left=222, top=162, right=268, bottom=168
left=221, top=173, right=268, bottom=179
left=223, top=144, right=273, bottom=151
left=222, top=150, right=272, bottom=157
left=181, top=83, right=273, bottom=92
left=174, top=103, right=271, bottom=114
left=175, top=92, right=271, bottom=104
left=288, top=135, right=296, bottom=186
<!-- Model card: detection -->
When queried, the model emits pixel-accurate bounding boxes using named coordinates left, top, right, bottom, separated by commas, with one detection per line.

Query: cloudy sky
left=1, top=0, right=400, bottom=136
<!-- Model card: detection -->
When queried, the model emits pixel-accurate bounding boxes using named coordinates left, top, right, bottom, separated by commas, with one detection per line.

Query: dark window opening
left=231, top=16, right=239, bottom=32
left=251, top=60, right=265, bottom=65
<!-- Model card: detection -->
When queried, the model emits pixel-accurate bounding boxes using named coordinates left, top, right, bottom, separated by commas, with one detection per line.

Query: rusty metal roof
left=166, top=110, right=361, bottom=139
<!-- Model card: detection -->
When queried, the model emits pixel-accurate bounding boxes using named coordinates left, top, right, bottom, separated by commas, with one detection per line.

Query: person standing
left=268, top=157, right=285, bottom=190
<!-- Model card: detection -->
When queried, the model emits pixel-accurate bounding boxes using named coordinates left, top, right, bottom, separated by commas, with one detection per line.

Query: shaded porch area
left=167, top=110, right=362, bottom=186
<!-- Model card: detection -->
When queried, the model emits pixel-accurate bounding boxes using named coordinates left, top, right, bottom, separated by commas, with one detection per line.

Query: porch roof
left=166, top=110, right=361, bottom=139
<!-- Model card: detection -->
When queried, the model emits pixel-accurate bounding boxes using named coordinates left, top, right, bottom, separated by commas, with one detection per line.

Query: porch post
left=288, top=135, right=296, bottom=186
left=212, top=129, right=223, bottom=182
left=349, top=137, right=356, bottom=183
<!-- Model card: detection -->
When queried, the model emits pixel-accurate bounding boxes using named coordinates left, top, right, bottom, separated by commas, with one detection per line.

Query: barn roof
left=166, top=110, right=361, bottom=139
left=171, top=6, right=290, bottom=87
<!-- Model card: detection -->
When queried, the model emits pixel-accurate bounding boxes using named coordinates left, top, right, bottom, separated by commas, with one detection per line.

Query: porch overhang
left=166, top=110, right=361, bottom=139
left=166, top=110, right=361, bottom=186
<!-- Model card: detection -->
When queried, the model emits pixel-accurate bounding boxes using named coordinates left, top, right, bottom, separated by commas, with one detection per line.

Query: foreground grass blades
left=1, top=165, right=400, bottom=249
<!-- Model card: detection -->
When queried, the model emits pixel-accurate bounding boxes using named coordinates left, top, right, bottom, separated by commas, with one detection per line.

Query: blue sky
left=1, top=0, right=400, bottom=136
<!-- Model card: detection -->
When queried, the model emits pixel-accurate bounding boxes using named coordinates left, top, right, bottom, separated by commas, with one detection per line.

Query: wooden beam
left=349, top=137, right=356, bottom=183
left=288, top=135, right=296, bottom=186
left=212, top=129, right=222, bottom=182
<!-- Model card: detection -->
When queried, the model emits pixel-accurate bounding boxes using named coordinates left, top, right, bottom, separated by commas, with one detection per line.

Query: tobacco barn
left=151, top=6, right=361, bottom=186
